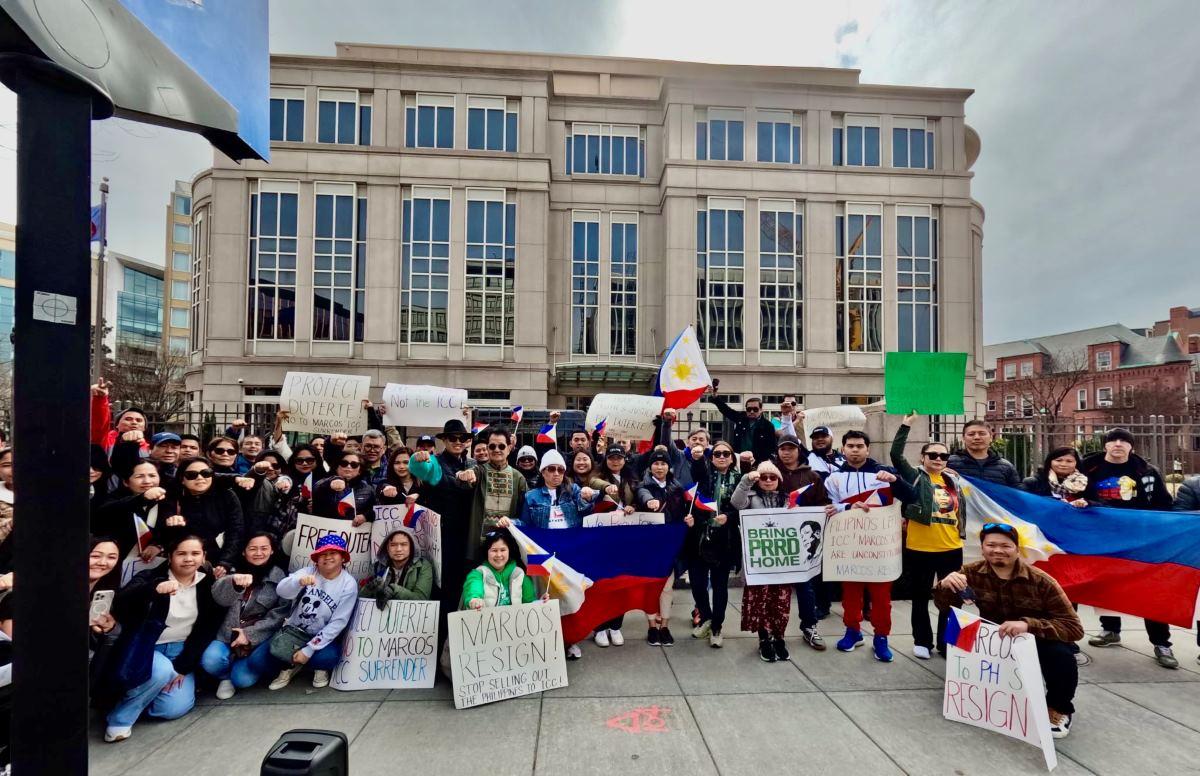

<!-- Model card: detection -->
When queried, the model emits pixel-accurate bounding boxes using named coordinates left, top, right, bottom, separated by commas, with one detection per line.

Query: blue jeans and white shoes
left=105, top=641, right=195, bottom=742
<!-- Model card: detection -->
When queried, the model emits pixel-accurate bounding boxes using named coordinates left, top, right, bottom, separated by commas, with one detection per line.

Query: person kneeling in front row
left=936, top=522, right=1083, bottom=738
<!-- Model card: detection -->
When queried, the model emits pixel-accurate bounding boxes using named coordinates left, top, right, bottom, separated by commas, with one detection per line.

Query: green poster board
left=884, top=352, right=968, bottom=414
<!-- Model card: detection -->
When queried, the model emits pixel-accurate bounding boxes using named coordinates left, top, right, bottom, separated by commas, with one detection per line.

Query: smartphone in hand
left=90, top=590, right=115, bottom=620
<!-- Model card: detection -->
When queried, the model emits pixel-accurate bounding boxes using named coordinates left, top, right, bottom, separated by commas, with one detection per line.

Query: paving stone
left=663, top=633, right=818, bottom=695
left=1054, top=685, right=1200, bottom=775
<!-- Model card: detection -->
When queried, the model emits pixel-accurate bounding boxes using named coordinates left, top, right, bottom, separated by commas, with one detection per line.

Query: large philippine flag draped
left=508, top=524, right=687, bottom=644
left=962, top=478, right=1200, bottom=627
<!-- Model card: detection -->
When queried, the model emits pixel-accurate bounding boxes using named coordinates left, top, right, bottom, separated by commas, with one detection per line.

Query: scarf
left=1047, top=471, right=1088, bottom=501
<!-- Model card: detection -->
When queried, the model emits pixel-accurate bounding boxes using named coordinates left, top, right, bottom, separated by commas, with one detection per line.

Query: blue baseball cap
left=151, top=432, right=182, bottom=446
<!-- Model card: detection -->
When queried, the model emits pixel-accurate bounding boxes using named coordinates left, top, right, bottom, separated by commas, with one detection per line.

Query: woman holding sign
left=732, top=462, right=795, bottom=663
left=460, top=531, right=536, bottom=609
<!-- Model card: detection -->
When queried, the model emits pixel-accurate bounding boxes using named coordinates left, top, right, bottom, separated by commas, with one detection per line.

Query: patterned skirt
left=740, top=584, right=792, bottom=636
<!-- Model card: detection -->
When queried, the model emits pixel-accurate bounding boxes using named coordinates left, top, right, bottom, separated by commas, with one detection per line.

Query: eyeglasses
left=543, top=466, right=565, bottom=474
left=487, top=443, right=507, bottom=451
left=339, top=461, right=362, bottom=469
left=293, top=456, right=316, bottom=464
left=212, top=447, right=237, bottom=455
left=183, top=469, right=214, bottom=480
left=924, top=452, right=951, bottom=461
left=448, top=435, right=472, bottom=444
left=758, top=474, right=779, bottom=481
left=712, top=450, right=733, bottom=458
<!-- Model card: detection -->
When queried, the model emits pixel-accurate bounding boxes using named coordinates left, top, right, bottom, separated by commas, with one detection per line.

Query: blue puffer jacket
left=515, top=484, right=597, bottom=529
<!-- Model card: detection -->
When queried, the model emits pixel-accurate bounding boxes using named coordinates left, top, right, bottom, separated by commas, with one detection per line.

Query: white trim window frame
left=406, top=93, right=455, bottom=149
left=400, top=186, right=451, bottom=344
left=609, top=211, right=638, bottom=356
left=1020, top=361, right=1033, bottom=378
left=696, top=108, right=745, bottom=162
left=842, top=114, right=881, bottom=167
left=467, top=96, right=518, bottom=153
left=247, top=180, right=299, bottom=341
left=1096, top=349, right=1112, bottom=371
left=317, top=88, right=359, bottom=145
left=1097, top=386, right=1113, bottom=406
left=567, top=123, right=644, bottom=176
left=896, top=204, right=937, bottom=352
left=465, top=188, right=516, bottom=346
left=570, top=210, right=601, bottom=355
left=312, top=182, right=362, bottom=343
left=756, top=110, right=802, bottom=164
left=842, top=202, right=883, bottom=352
left=190, top=211, right=205, bottom=352
left=1077, top=388, right=1088, bottom=410
left=270, top=86, right=305, bottom=142
left=892, top=116, right=934, bottom=170
left=697, top=197, right=746, bottom=351
left=1004, top=363, right=1016, bottom=381
left=758, top=198, right=803, bottom=351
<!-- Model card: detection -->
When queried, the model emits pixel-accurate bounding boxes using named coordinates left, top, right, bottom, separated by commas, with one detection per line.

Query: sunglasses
left=212, top=447, right=237, bottom=455
left=293, top=456, right=316, bottom=464
left=712, top=450, right=733, bottom=458
left=183, top=469, right=214, bottom=480
left=745, top=406, right=762, bottom=413
left=263, top=462, right=281, bottom=470
left=487, top=443, right=507, bottom=451
left=448, top=435, right=472, bottom=443
left=518, top=457, right=536, bottom=463
left=758, top=474, right=779, bottom=481
left=982, top=522, right=1017, bottom=536
left=543, top=466, right=565, bottom=474
left=924, top=452, right=951, bottom=461
left=339, top=461, right=362, bottom=469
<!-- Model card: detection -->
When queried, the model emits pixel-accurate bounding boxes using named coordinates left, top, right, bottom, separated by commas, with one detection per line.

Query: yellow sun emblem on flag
left=670, top=357, right=696, bottom=382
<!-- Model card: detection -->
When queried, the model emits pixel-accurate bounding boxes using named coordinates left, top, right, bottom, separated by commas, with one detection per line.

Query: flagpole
left=91, top=177, right=108, bottom=381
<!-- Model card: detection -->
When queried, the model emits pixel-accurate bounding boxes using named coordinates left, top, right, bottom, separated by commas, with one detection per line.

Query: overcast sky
left=1, top=0, right=1196, bottom=343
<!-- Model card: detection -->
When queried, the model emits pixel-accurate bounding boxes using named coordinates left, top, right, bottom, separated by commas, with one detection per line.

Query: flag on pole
left=471, top=420, right=488, bottom=435
left=404, top=502, right=427, bottom=528
left=943, top=608, right=982, bottom=652
left=654, top=325, right=712, bottom=410
left=786, top=483, right=812, bottom=508
left=525, top=553, right=552, bottom=577
left=90, top=204, right=105, bottom=243
left=510, top=406, right=524, bottom=424
left=133, top=514, right=154, bottom=552
left=683, top=483, right=718, bottom=513
left=536, top=423, right=557, bottom=445
left=300, top=472, right=314, bottom=501
left=594, top=418, right=607, bottom=435
left=337, top=488, right=356, bottom=518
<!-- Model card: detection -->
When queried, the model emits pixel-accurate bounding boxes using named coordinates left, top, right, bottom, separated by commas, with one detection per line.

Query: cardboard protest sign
left=280, top=371, right=370, bottom=435
left=372, top=505, right=443, bottom=589
left=585, top=393, right=663, bottom=441
left=448, top=599, right=568, bottom=709
left=822, top=502, right=903, bottom=582
left=739, top=507, right=826, bottom=585
left=884, top=352, right=968, bottom=415
left=382, top=383, right=468, bottom=428
left=331, top=598, right=439, bottom=691
left=943, top=608, right=1057, bottom=771
left=289, top=514, right=374, bottom=580
left=582, top=512, right=665, bottom=527
left=803, top=405, right=867, bottom=443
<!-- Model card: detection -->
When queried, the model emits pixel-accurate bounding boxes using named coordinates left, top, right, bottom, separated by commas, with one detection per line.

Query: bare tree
left=1009, top=349, right=1090, bottom=422
left=1108, top=379, right=1188, bottom=419
left=103, top=345, right=188, bottom=420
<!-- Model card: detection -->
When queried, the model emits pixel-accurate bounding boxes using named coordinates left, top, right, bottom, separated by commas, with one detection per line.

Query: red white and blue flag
left=943, top=608, right=983, bottom=652
left=90, top=204, right=105, bottom=243
left=336, top=488, right=356, bottom=518
left=510, top=406, right=524, bottom=424
left=653, top=325, right=711, bottom=410
left=525, top=553, right=551, bottom=578
left=787, top=483, right=812, bottom=508
left=536, top=423, right=557, bottom=445
left=593, top=494, right=622, bottom=514
left=403, top=502, right=427, bottom=528
left=300, top=472, right=314, bottom=501
left=684, top=483, right=718, bottom=513
left=594, top=418, right=607, bottom=435
left=472, top=420, right=488, bottom=435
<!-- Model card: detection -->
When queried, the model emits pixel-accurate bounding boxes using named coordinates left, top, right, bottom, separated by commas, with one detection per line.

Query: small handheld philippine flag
left=404, top=502, right=427, bottom=527
left=684, top=483, right=718, bottom=512
left=472, top=420, right=488, bottom=435
left=536, top=423, right=557, bottom=445
left=300, top=472, right=314, bottom=501
left=944, top=608, right=982, bottom=652
left=510, top=406, right=524, bottom=424
left=594, top=417, right=607, bottom=435
left=337, top=488, right=356, bottom=518
left=787, top=483, right=812, bottom=508
left=525, top=553, right=552, bottom=577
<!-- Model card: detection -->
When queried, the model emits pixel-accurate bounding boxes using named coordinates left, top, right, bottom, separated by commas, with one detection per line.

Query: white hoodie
left=277, top=564, right=359, bottom=657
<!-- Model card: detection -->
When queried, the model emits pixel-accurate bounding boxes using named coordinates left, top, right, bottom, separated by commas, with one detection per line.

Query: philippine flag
left=594, top=418, right=607, bottom=435
left=133, top=514, right=155, bottom=552
left=337, top=488, right=357, bottom=518
left=654, top=325, right=712, bottom=410
left=525, top=553, right=552, bottom=578
left=944, top=607, right=982, bottom=652
left=90, top=204, right=105, bottom=243
left=510, top=406, right=524, bottom=424
left=684, top=483, right=718, bottom=513
left=472, top=420, right=488, bottom=435
left=593, top=495, right=622, bottom=514
left=536, top=423, right=557, bottom=445
left=403, top=503, right=427, bottom=528
left=787, top=483, right=813, bottom=508
left=300, top=472, right=314, bottom=501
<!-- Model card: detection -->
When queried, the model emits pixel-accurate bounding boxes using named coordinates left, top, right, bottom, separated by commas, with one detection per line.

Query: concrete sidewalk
left=89, top=594, right=1200, bottom=776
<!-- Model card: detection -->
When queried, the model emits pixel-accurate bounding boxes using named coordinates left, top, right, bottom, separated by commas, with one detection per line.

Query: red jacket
left=90, top=394, right=149, bottom=455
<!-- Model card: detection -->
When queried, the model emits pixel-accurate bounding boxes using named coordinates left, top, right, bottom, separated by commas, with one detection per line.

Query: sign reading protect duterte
left=280, top=371, right=370, bottom=435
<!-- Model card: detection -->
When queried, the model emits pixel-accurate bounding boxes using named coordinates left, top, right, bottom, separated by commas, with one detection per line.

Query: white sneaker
left=912, top=645, right=932, bottom=660
left=692, top=620, right=712, bottom=639
left=608, top=629, right=624, bottom=646
left=312, top=670, right=330, bottom=688
left=566, top=644, right=582, bottom=660
left=594, top=629, right=610, bottom=647
left=268, top=667, right=297, bottom=690
left=103, top=727, right=132, bottom=743
left=215, top=679, right=236, bottom=700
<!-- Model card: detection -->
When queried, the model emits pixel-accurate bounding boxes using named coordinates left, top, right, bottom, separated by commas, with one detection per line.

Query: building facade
left=163, top=181, right=193, bottom=354
left=1149, top=306, right=1200, bottom=355
left=99, top=251, right=164, bottom=359
left=188, top=44, right=986, bottom=418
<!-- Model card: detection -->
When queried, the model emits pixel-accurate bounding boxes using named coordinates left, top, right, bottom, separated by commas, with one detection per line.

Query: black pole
left=2, top=55, right=104, bottom=774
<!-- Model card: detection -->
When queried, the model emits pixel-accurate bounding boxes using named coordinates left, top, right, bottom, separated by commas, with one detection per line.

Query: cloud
left=835, top=20, right=860, bottom=42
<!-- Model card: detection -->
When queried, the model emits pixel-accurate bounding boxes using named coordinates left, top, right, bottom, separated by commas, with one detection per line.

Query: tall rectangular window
left=465, top=190, right=516, bottom=346
left=610, top=213, right=638, bottom=356
left=696, top=109, right=744, bottom=162
left=358, top=94, right=372, bottom=146
left=405, top=94, right=454, bottom=149
left=566, top=124, right=644, bottom=176
left=170, top=308, right=189, bottom=328
left=191, top=213, right=205, bottom=351
left=247, top=181, right=298, bottom=340
left=570, top=211, right=600, bottom=355
left=312, top=183, right=366, bottom=342
left=400, top=187, right=450, bottom=343
left=696, top=198, right=745, bottom=350
left=843, top=203, right=882, bottom=352
left=842, top=115, right=880, bottom=167
left=1096, top=350, right=1112, bottom=370
left=896, top=205, right=938, bottom=352
left=467, top=96, right=518, bottom=153
left=835, top=212, right=845, bottom=350
left=173, top=224, right=191, bottom=244
left=317, top=89, right=359, bottom=145
left=269, top=87, right=304, bottom=142
left=759, top=200, right=803, bottom=351
left=171, top=280, right=189, bottom=301
left=893, top=117, right=934, bottom=169
left=756, top=110, right=802, bottom=164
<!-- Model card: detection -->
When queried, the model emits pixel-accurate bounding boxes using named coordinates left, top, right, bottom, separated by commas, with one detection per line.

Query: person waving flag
left=537, top=422, right=557, bottom=445
left=510, top=406, right=524, bottom=424
left=654, top=325, right=711, bottom=410
left=336, top=487, right=356, bottom=518
left=684, top=482, right=718, bottom=513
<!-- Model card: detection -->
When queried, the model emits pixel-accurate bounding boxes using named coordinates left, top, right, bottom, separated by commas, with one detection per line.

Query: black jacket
left=947, top=450, right=1021, bottom=487
left=712, top=397, right=777, bottom=464
left=169, top=488, right=245, bottom=570
left=311, top=474, right=376, bottom=520
left=111, top=565, right=223, bottom=678
left=1079, top=452, right=1172, bottom=510
left=92, top=490, right=170, bottom=560
left=1174, top=476, right=1200, bottom=512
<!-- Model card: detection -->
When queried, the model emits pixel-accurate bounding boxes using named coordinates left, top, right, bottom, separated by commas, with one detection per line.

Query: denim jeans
left=791, top=580, right=819, bottom=630
left=240, top=636, right=342, bottom=684
left=200, top=640, right=263, bottom=689
left=107, top=641, right=195, bottom=730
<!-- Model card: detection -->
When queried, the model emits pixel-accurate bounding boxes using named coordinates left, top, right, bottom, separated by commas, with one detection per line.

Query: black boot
left=758, top=630, right=777, bottom=663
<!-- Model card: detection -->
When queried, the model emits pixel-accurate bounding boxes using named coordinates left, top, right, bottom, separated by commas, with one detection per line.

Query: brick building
left=1149, top=306, right=1200, bottom=355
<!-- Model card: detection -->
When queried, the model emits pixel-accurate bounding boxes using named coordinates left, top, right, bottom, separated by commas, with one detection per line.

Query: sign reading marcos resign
left=822, top=502, right=903, bottom=582
left=382, top=383, right=468, bottom=428
left=280, top=372, right=370, bottom=435
left=739, top=507, right=826, bottom=585
left=448, top=600, right=568, bottom=709
left=332, top=599, right=439, bottom=691
left=585, top=394, right=663, bottom=441
left=289, top=514, right=374, bottom=581
left=943, top=608, right=1057, bottom=771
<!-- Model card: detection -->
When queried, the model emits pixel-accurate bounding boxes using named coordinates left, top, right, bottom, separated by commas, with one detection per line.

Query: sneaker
left=594, top=629, right=610, bottom=648
left=566, top=643, right=582, bottom=660
left=608, top=629, right=624, bottom=646
left=773, top=637, right=790, bottom=661
left=647, top=627, right=661, bottom=646
left=215, top=679, right=236, bottom=700
left=268, top=667, right=297, bottom=690
left=710, top=630, right=723, bottom=649
left=801, top=627, right=826, bottom=651
left=758, top=636, right=777, bottom=663
left=1049, top=710, right=1072, bottom=739
left=692, top=620, right=712, bottom=639
left=836, top=628, right=864, bottom=652
left=312, top=670, right=330, bottom=688
left=659, top=627, right=675, bottom=646
left=872, top=635, right=894, bottom=663
left=912, top=645, right=932, bottom=660
left=1154, top=646, right=1179, bottom=669
left=103, top=727, right=132, bottom=744
left=1074, top=651, right=1092, bottom=667
left=1088, top=630, right=1121, bottom=647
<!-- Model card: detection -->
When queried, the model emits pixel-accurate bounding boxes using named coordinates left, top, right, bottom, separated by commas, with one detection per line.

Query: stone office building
left=187, top=43, right=986, bottom=421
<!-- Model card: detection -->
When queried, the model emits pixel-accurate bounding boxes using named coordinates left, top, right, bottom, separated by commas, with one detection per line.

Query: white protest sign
left=382, top=383, right=468, bottom=428
left=280, top=371, right=370, bottom=435
left=332, top=598, right=439, bottom=691
left=822, top=501, right=903, bottom=582
left=943, top=608, right=1057, bottom=771
left=585, top=393, right=663, bottom=440
left=739, top=507, right=826, bottom=585
left=802, top=404, right=867, bottom=443
left=582, top=511, right=665, bottom=527
left=290, top=514, right=374, bottom=581
left=448, top=599, right=568, bottom=709
left=372, top=505, right=443, bottom=589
